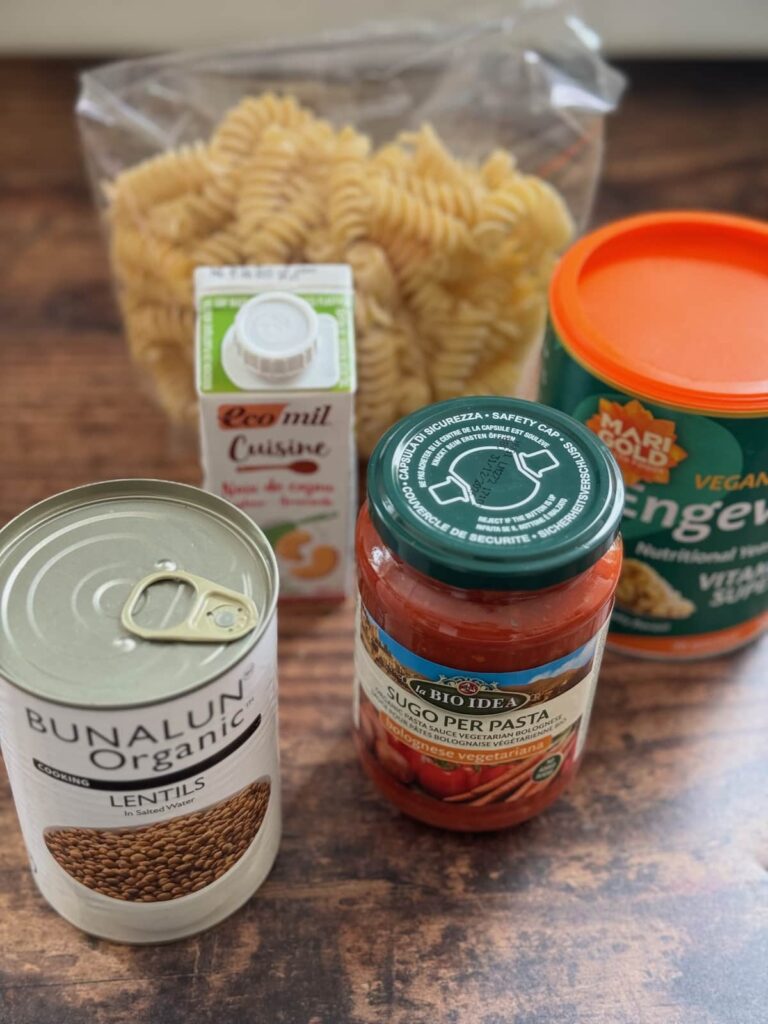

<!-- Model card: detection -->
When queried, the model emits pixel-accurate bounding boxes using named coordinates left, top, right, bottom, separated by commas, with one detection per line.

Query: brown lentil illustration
left=44, top=779, right=270, bottom=902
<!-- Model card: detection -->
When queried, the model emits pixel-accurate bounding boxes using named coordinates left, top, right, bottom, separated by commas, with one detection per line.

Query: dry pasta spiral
left=106, top=94, right=573, bottom=454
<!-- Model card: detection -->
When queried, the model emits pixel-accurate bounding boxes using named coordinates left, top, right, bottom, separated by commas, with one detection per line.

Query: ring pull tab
left=121, top=571, right=259, bottom=643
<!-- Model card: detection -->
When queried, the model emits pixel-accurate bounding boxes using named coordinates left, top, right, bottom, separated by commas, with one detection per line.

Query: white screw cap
left=234, top=291, right=318, bottom=379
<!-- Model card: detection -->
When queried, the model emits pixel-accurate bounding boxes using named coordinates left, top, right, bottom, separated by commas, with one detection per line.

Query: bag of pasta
left=77, top=5, right=623, bottom=456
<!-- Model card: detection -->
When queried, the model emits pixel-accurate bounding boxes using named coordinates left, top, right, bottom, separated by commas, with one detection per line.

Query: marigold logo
left=586, top=398, right=688, bottom=485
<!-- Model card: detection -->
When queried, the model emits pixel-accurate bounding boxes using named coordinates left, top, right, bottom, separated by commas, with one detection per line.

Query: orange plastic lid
left=550, top=211, right=768, bottom=414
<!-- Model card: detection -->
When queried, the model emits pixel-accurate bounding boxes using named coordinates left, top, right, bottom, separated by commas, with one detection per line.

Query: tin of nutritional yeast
left=0, top=480, right=280, bottom=944
left=542, top=212, right=768, bottom=659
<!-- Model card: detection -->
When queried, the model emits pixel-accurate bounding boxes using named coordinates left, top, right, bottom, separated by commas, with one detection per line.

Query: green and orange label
left=541, top=323, right=768, bottom=656
left=585, top=398, right=688, bottom=485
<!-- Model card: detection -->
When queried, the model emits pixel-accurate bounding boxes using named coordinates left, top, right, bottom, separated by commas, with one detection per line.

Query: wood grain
left=0, top=58, right=767, bottom=1024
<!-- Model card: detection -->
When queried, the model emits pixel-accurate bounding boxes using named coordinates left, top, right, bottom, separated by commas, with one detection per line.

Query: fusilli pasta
left=106, top=94, right=574, bottom=454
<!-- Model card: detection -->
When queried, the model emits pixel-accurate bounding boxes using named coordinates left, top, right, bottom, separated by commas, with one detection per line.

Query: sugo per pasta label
left=196, top=265, right=357, bottom=599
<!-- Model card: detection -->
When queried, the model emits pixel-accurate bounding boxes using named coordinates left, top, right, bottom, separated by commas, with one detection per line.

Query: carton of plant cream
left=196, top=265, right=356, bottom=599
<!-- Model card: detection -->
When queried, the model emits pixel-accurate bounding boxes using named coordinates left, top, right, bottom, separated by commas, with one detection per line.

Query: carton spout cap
left=234, top=291, right=318, bottom=380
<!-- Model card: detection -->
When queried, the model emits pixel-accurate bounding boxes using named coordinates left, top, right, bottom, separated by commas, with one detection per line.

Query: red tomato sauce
left=352, top=397, right=624, bottom=832
left=355, top=505, right=622, bottom=831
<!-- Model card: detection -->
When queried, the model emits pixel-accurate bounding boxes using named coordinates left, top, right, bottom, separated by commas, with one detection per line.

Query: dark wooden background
left=1, top=59, right=767, bottom=1024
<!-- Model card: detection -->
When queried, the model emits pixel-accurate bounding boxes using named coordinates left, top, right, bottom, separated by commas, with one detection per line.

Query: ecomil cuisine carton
left=196, top=265, right=356, bottom=600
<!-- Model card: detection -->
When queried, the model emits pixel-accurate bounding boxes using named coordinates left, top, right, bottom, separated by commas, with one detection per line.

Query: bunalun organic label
left=4, top=646, right=277, bottom=903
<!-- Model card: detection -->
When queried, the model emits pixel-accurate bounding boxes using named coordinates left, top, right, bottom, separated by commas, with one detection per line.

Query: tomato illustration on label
left=416, top=761, right=480, bottom=799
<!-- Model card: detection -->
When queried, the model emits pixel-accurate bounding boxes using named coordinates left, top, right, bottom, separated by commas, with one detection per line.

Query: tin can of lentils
left=541, top=211, right=768, bottom=659
left=0, top=480, right=280, bottom=943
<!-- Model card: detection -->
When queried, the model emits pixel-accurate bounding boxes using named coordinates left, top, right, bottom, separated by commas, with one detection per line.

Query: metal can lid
left=0, top=480, right=278, bottom=708
left=367, top=397, right=624, bottom=590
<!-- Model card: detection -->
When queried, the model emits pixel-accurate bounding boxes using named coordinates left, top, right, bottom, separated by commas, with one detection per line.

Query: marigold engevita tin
left=542, top=212, right=768, bottom=659
left=0, top=480, right=280, bottom=943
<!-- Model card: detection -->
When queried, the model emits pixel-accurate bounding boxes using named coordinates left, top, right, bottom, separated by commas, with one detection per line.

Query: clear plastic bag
left=77, top=4, right=624, bottom=454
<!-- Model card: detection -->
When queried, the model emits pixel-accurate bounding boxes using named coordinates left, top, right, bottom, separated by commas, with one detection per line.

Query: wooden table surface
left=0, top=58, right=767, bottom=1024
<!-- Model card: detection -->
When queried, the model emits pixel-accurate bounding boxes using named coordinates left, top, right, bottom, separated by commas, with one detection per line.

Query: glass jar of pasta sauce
left=354, top=397, right=624, bottom=831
